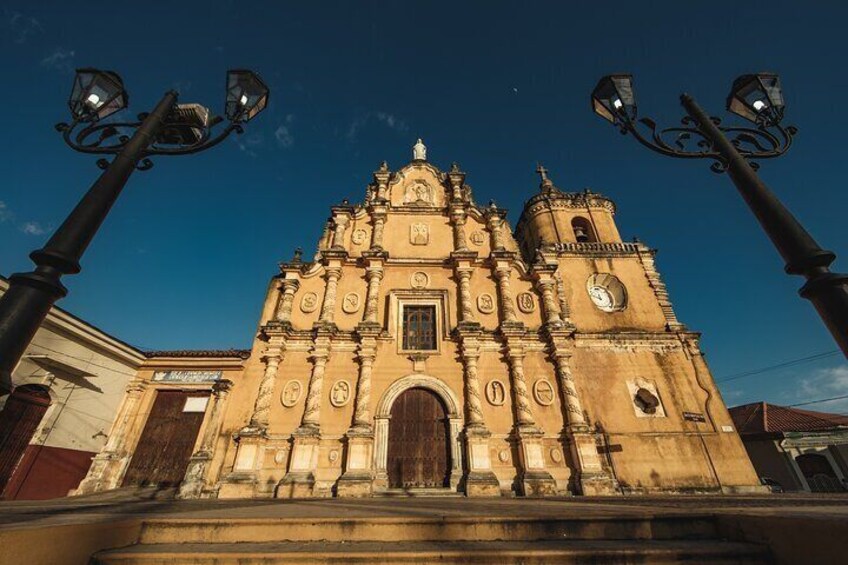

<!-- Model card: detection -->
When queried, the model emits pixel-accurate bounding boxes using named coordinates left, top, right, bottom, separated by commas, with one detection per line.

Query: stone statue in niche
left=410, top=223, right=430, bottom=245
left=404, top=180, right=434, bottom=205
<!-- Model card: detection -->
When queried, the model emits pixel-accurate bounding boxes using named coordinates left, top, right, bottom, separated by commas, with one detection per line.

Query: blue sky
left=1, top=1, right=845, bottom=411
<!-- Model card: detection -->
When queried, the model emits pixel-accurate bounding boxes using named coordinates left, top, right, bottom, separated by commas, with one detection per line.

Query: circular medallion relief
left=533, top=378, right=555, bottom=406
left=274, top=448, right=288, bottom=465
left=300, top=292, right=319, bottom=313
left=517, top=292, right=536, bottom=313
left=586, top=273, right=627, bottom=313
left=281, top=380, right=303, bottom=407
left=477, top=293, right=495, bottom=314
left=470, top=231, right=485, bottom=246
left=351, top=228, right=368, bottom=245
left=328, top=449, right=340, bottom=463
left=342, top=292, right=361, bottom=313
left=411, top=271, right=430, bottom=289
left=330, top=380, right=352, bottom=407
left=550, top=448, right=563, bottom=464
left=498, top=449, right=510, bottom=463
left=485, top=379, right=506, bottom=406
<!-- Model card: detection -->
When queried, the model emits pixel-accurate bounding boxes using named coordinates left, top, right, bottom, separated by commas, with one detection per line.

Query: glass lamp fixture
left=591, top=74, right=637, bottom=124
left=225, top=69, right=269, bottom=123
left=726, top=73, right=785, bottom=125
left=69, top=69, right=127, bottom=121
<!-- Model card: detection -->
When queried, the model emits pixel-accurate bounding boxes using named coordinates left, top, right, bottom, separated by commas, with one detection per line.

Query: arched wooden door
left=0, top=385, right=51, bottom=497
left=387, top=388, right=450, bottom=489
left=796, top=453, right=845, bottom=492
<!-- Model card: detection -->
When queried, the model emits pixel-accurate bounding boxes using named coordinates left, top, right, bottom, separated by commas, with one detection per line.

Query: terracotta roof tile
left=144, top=349, right=251, bottom=359
left=730, top=402, right=848, bottom=435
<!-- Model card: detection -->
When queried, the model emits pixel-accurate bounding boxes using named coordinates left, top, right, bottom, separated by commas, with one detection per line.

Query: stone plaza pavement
left=1, top=490, right=847, bottom=564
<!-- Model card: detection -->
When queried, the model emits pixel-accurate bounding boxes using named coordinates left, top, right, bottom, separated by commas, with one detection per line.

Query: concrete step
left=137, top=514, right=720, bottom=544
left=92, top=539, right=771, bottom=564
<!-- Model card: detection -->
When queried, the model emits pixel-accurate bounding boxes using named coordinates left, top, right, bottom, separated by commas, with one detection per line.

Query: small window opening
left=403, top=305, right=437, bottom=351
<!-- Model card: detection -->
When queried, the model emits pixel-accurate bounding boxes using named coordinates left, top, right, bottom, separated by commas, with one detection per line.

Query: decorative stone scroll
left=517, top=292, right=536, bottom=313
left=300, top=292, right=319, bottom=313
left=281, top=380, right=303, bottom=407
left=477, top=293, right=495, bottom=314
left=485, top=380, right=506, bottom=406
left=533, top=378, right=555, bottom=406
left=342, top=292, right=361, bottom=313
left=330, top=380, right=352, bottom=407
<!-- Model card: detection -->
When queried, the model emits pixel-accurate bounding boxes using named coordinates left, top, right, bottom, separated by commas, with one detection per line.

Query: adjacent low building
left=730, top=401, right=848, bottom=492
left=0, top=276, right=146, bottom=500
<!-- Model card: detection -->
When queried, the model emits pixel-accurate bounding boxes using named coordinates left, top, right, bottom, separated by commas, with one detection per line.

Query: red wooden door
left=122, top=391, right=207, bottom=487
left=387, top=388, right=449, bottom=489
left=0, top=386, right=50, bottom=497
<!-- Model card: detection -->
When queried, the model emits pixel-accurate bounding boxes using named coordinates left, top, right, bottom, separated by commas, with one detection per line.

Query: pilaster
left=178, top=379, right=234, bottom=499
left=637, top=243, right=685, bottom=331
left=503, top=333, right=557, bottom=496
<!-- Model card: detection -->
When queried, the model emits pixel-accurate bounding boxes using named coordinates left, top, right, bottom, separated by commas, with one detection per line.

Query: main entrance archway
left=373, top=374, right=464, bottom=491
left=388, top=388, right=449, bottom=488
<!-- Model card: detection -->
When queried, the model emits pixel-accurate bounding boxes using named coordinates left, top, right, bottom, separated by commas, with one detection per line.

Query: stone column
left=275, top=279, right=300, bottom=323
left=249, top=349, right=282, bottom=429
left=278, top=337, right=330, bottom=498
left=494, top=265, right=518, bottom=323
left=451, top=209, right=468, bottom=251
left=370, top=212, right=386, bottom=250
left=537, top=278, right=562, bottom=326
left=363, top=266, right=384, bottom=324
left=301, top=348, right=328, bottom=429
left=552, top=352, right=586, bottom=431
left=319, top=222, right=333, bottom=250
left=507, top=350, right=535, bottom=427
left=460, top=337, right=501, bottom=496
left=456, top=267, right=475, bottom=324
left=75, top=380, right=148, bottom=494
left=554, top=272, right=573, bottom=324
left=319, top=266, right=342, bottom=323
left=332, top=215, right=349, bottom=249
left=487, top=213, right=505, bottom=250
left=337, top=331, right=378, bottom=497
left=178, top=379, right=234, bottom=499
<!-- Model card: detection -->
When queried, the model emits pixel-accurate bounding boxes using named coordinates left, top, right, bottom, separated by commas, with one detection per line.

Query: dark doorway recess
left=387, top=387, right=449, bottom=489
left=123, top=390, right=207, bottom=487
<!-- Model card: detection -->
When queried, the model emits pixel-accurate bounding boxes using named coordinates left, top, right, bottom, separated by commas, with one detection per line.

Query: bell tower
left=515, top=165, right=621, bottom=261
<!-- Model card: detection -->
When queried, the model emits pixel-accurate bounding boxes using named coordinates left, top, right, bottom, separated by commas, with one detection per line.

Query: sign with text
left=683, top=411, right=706, bottom=423
left=153, top=370, right=222, bottom=383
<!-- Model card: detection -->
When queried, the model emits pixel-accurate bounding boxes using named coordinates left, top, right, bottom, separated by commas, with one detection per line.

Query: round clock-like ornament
left=586, top=273, right=627, bottom=313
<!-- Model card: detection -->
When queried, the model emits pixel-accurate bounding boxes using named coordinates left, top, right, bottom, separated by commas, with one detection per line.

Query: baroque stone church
left=76, top=139, right=763, bottom=499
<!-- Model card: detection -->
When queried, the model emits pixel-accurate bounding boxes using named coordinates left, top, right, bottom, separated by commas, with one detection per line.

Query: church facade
left=77, top=140, right=764, bottom=498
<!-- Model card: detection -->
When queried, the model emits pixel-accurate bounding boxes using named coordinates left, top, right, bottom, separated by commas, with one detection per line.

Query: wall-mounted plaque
left=300, top=292, right=320, bottom=313
left=342, top=292, right=361, bottom=313
left=330, top=380, right=352, bottom=407
left=485, top=379, right=506, bottom=406
left=477, top=293, right=495, bottom=314
left=153, top=370, right=222, bottom=383
left=281, top=380, right=303, bottom=407
left=533, top=378, right=555, bottom=406
left=517, top=292, right=536, bottom=313
left=683, top=411, right=706, bottom=423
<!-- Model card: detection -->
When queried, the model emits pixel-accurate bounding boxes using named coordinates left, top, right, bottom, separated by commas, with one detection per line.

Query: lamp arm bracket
left=622, top=115, right=722, bottom=160
left=143, top=122, right=244, bottom=157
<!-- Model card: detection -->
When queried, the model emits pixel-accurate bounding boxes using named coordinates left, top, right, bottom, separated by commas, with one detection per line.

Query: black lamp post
left=591, top=73, right=848, bottom=358
left=0, top=68, right=269, bottom=393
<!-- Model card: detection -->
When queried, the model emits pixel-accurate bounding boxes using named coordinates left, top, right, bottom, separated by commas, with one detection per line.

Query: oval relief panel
left=477, top=293, right=495, bottom=314
left=485, top=379, right=506, bottom=406
left=330, top=380, right=352, bottom=407
left=342, top=292, right=361, bottom=313
left=300, top=292, right=319, bottom=313
left=470, top=231, right=485, bottom=246
left=517, top=292, right=536, bottom=313
left=281, top=380, right=303, bottom=407
left=533, top=378, right=555, bottom=406
left=411, top=271, right=430, bottom=289
left=351, top=229, right=368, bottom=245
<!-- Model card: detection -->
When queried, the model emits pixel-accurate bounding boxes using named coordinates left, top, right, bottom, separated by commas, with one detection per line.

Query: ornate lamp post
left=0, top=68, right=269, bottom=393
left=591, top=73, right=848, bottom=358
